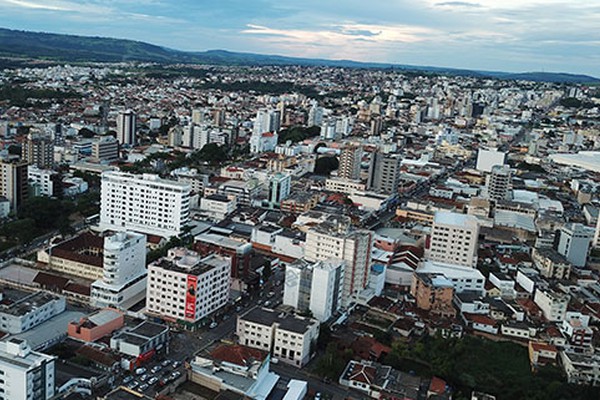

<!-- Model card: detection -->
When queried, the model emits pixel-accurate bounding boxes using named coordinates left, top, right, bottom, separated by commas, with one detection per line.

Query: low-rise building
left=411, top=272, right=455, bottom=318
left=237, top=308, right=319, bottom=368
left=528, top=341, right=558, bottom=370
left=110, top=321, right=169, bottom=359
left=533, top=289, right=569, bottom=322
left=189, top=344, right=280, bottom=400
left=0, top=292, right=66, bottom=334
left=560, top=351, right=600, bottom=386
left=68, top=308, right=124, bottom=342
left=37, top=232, right=104, bottom=280
left=531, top=248, right=571, bottom=280
left=199, top=194, right=237, bottom=221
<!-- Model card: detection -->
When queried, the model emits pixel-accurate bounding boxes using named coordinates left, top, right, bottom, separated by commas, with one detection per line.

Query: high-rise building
left=307, top=103, right=324, bottom=127
left=338, top=145, right=362, bottom=180
left=283, top=258, right=345, bottom=322
left=99, top=171, right=191, bottom=238
left=146, top=248, right=231, bottom=323
left=304, top=216, right=372, bottom=307
left=425, top=211, right=480, bottom=268
left=0, top=160, right=28, bottom=211
left=486, top=164, right=512, bottom=202
left=367, top=151, right=401, bottom=194
left=555, top=223, right=593, bottom=267
left=267, top=172, right=291, bottom=207
left=90, top=231, right=147, bottom=309
left=253, top=109, right=281, bottom=135
left=116, top=109, right=136, bottom=146
left=0, top=338, right=55, bottom=400
left=22, top=134, right=54, bottom=169
left=91, top=136, right=119, bottom=162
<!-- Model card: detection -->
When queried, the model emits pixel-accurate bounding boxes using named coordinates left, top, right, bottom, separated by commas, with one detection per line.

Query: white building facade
left=90, top=231, right=147, bottom=309
left=146, top=248, right=231, bottom=323
left=0, top=338, right=55, bottom=400
left=99, top=171, right=191, bottom=238
left=425, top=211, right=480, bottom=268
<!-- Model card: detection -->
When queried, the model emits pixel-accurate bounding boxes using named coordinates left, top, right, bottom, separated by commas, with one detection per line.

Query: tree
left=7, top=144, right=21, bottom=155
left=78, top=127, right=96, bottom=138
left=314, top=156, right=339, bottom=176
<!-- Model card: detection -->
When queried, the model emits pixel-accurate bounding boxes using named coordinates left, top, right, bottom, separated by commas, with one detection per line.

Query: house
left=339, top=360, right=422, bottom=399
left=528, top=341, right=558, bottom=371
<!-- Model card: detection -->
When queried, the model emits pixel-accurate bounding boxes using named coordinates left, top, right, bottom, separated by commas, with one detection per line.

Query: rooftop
left=240, top=308, right=317, bottom=334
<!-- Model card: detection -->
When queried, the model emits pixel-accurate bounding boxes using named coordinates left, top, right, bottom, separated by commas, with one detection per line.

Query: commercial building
left=338, top=145, right=362, bottom=180
left=189, top=344, right=280, bottom=400
left=304, top=216, right=373, bottom=307
left=68, top=308, right=125, bottom=342
left=367, top=152, right=402, bottom=194
left=555, top=223, right=592, bottom=267
left=194, top=232, right=252, bottom=280
left=0, top=338, right=55, bottom=400
left=91, top=136, right=119, bottom=162
left=425, top=211, right=479, bottom=268
left=325, top=177, right=367, bottom=194
left=110, top=321, right=169, bottom=359
left=0, top=160, right=28, bottom=211
left=22, top=133, right=53, bottom=168
left=416, top=261, right=486, bottom=295
left=237, top=308, right=319, bottom=368
left=116, top=109, right=136, bottom=146
left=146, top=248, right=231, bottom=324
left=90, top=231, right=147, bottom=309
left=99, top=171, right=191, bottom=238
left=200, top=194, right=237, bottom=221
left=0, top=292, right=66, bottom=334
left=283, top=258, right=345, bottom=322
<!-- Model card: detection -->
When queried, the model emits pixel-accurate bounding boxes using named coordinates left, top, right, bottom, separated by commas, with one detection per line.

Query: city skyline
left=1, top=0, right=599, bottom=76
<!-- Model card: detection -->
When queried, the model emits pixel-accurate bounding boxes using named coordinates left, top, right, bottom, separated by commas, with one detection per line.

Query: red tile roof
left=210, top=344, right=267, bottom=367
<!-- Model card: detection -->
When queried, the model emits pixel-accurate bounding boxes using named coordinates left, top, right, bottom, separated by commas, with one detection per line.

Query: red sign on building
left=185, top=275, right=198, bottom=320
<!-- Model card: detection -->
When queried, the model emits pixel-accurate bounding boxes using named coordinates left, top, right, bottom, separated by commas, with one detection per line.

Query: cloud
left=435, top=1, right=481, bottom=7
left=2, top=0, right=73, bottom=11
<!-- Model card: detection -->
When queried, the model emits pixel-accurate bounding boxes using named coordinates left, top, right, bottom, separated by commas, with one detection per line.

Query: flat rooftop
left=240, top=308, right=317, bottom=334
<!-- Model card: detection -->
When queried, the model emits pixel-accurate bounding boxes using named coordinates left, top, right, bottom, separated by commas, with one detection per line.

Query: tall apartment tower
left=486, top=164, right=512, bottom=202
left=0, top=160, right=28, bottom=211
left=0, top=338, right=55, bottom=400
left=91, top=231, right=147, bottom=309
left=283, top=258, right=345, bottom=322
left=22, top=134, right=54, bottom=169
left=425, top=211, right=480, bottom=268
left=367, top=151, right=402, bottom=194
left=555, top=223, right=593, bottom=267
left=304, top=216, right=373, bottom=307
left=99, top=171, right=191, bottom=238
left=116, top=109, right=136, bottom=146
left=253, top=109, right=281, bottom=135
left=338, top=145, right=362, bottom=180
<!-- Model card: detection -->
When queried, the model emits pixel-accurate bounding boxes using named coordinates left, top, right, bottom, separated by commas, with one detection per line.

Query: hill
left=0, top=28, right=597, bottom=84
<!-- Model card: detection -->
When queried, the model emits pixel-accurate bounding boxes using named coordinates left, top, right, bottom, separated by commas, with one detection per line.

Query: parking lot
left=118, top=356, right=186, bottom=396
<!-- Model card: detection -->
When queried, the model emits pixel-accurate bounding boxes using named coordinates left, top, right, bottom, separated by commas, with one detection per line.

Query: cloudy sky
left=2, top=0, right=600, bottom=76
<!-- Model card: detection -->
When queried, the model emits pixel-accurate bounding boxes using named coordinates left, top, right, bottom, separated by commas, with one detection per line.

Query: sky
left=2, top=0, right=600, bottom=76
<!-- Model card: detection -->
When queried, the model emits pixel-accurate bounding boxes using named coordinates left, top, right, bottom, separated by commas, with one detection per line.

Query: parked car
left=161, top=359, right=171, bottom=367
left=139, top=374, right=149, bottom=382
left=209, top=321, right=218, bottom=329
left=148, top=377, right=159, bottom=385
left=139, top=383, right=149, bottom=391
left=151, top=365, right=162, bottom=373
left=135, top=367, right=146, bottom=375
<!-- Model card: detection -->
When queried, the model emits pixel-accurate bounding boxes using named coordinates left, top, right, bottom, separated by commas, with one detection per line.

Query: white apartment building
left=27, top=166, right=57, bottom=197
left=304, top=216, right=373, bottom=307
left=556, top=223, right=593, bottom=267
left=534, top=289, right=570, bottom=322
left=116, top=109, right=136, bottom=146
left=90, top=231, right=147, bottom=310
left=99, top=171, right=191, bottom=238
left=425, top=211, right=480, bottom=268
left=476, top=148, right=506, bottom=173
left=200, top=194, right=237, bottom=221
left=237, top=308, right=319, bottom=368
left=417, top=261, right=486, bottom=295
left=283, top=258, right=345, bottom=322
left=0, top=338, right=55, bottom=400
left=146, top=248, right=231, bottom=323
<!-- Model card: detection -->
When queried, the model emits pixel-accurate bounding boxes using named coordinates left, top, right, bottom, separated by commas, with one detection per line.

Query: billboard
left=185, top=275, right=198, bottom=320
